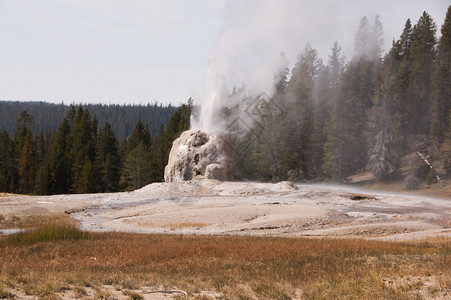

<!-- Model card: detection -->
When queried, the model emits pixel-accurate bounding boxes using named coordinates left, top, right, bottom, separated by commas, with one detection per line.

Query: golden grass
left=0, top=216, right=450, bottom=299
left=138, top=221, right=208, bottom=229
left=164, top=222, right=208, bottom=229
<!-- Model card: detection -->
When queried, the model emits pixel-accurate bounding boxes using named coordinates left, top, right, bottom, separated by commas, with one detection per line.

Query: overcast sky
left=0, top=0, right=449, bottom=106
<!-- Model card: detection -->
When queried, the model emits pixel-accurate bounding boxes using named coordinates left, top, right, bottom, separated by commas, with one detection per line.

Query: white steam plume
left=192, top=0, right=448, bottom=134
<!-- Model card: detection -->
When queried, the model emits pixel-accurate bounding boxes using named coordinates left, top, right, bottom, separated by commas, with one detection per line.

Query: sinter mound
left=164, top=130, right=237, bottom=182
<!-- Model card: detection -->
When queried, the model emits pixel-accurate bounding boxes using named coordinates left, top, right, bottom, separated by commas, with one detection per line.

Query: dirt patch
left=340, top=193, right=377, bottom=201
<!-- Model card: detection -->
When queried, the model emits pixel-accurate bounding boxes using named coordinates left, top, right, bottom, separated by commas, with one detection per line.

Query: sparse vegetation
left=6, top=215, right=91, bottom=245
left=0, top=216, right=449, bottom=299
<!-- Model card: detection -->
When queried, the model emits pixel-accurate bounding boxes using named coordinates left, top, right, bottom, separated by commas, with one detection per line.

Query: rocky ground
left=1, top=179, right=450, bottom=241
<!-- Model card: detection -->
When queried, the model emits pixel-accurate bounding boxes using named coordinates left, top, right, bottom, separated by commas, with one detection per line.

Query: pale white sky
left=0, top=0, right=449, bottom=106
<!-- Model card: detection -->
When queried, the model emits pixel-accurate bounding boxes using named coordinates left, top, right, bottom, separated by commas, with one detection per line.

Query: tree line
left=0, top=101, right=177, bottom=140
left=0, top=101, right=191, bottom=194
left=2, top=8, right=450, bottom=194
left=233, top=8, right=451, bottom=187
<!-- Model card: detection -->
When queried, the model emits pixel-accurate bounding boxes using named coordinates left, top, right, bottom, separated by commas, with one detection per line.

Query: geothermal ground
left=1, top=180, right=450, bottom=241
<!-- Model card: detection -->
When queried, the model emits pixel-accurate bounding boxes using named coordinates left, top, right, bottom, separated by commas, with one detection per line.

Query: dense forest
left=0, top=101, right=191, bottom=194
left=1, top=7, right=451, bottom=195
left=0, top=101, right=178, bottom=140
left=230, top=8, right=451, bottom=188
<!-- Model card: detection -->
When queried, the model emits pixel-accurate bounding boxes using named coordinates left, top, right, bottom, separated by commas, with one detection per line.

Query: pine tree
left=127, top=120, right=150, bottom=152
left=0, top=131, right=15, bottom=192
left=312, top=42, right=345, bottom=177
left=151, top=124, right=167, bottom=182
left=18, top=133, right=35, bottom=194
left=34, top=131, right=54, bottom=195
left=393, top=19, right=413, bottom=137
left=354, top=16, right=371, bottom=60
left=121, top=120, right=153, bottom=190
left=406, top=11, right=437, bottom=135
left=13, top=111, right=35, bottom=193
left=96, top=122, right=121, bottom=192
left=366, top=71, right=401, bottom=180
left=323, top=17, right=383, bottom=181
left=365, top=18, right=418, bottom=181
left=34, top=160, right=52, bottom=195
left=49, top=118, right=72, bottom=194
left=121, top=142, right=152, bottom=190
left=75, top=161, right=97, bottom=193
left=430, top=6, right=451, bottom=143
left=165, top=99, right=192, bottom=144
left=284, top=43, right=322, bottom=178
left=13, top=111, right=34, bottom=154
left=70, top=107, right=99, bottom=193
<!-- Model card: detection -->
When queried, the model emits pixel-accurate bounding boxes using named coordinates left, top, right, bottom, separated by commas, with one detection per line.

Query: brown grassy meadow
left=0, top=215, right=450, bottom=299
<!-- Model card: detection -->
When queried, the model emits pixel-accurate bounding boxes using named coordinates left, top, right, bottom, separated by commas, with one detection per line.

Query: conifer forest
left=1, top=7, right=451, bottom=195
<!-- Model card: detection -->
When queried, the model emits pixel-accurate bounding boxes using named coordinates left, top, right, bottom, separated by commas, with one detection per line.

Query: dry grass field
left=0, top=215, right=450, bottom=299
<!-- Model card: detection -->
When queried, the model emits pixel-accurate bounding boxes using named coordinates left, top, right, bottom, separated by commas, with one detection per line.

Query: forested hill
left=0, top=101, right=177, bottom=140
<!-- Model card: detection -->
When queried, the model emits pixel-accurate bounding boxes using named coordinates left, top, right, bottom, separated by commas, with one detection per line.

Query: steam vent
left=164, top=130, right=236, bottom=182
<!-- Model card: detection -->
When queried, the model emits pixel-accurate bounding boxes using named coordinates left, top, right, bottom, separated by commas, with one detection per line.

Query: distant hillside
left=0, top=101, right=178, bottom=139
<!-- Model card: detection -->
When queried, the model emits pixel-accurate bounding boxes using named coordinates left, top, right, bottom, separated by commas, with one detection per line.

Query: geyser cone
left=164, top=130, right=237, bottom=182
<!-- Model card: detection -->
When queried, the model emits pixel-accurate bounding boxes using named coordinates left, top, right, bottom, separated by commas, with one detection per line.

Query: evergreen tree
left=312, top=42, right=345, bottom=177
left=430, top=6, right=451, bottom=143
left=0, top=131, right=15, bottom=192
left=285, top=43, right=322, bottom=178
left=323, top=17, right=383, bottom=181
left=165, top=100, right=192, bottom=143
left=354, top=16, right=384, bottom=61
left=18, top=133, right=35, bottom=194
left=121, top=142, right=152, bottom=190
left=127, top=120, right=150, bottom=152
left=34, top=131, right=54, bottom=195
left=13, top=111, right=34, bottom=154
left=239, top=57, right=290, bottom=181
left=393, top=19, right=413, bottom=137
left=365, top=18, right=418, bottom=180
left=13, top=111, right=35, bottom=193
left=49, top=118, right=72, bottom=194
left=70, top=107, right=98, bottom=193
left=406, top=12, right=437, bottom=135
left=97, top=122, right=121, bottom=192
left=151, top=124, right=167, bottom=182
left=121, top=120, right=153, bottom=190
left=366, top=72, right=401, bottom=180
left=249, top=44, right=322, bottom=181
left=66, top=105, right=76, bottom=130
left=354, top=16, right=371, bottom=60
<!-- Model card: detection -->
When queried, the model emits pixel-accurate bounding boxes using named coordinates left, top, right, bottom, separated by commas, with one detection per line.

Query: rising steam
left=191, top=0, right=443, bottom=134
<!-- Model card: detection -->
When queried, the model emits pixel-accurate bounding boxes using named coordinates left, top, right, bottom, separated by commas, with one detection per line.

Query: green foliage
left=405, top=11, right=437, bottom=135
left=97, top=122, right=121, bottom=192
left=0, top=131, right=15, bottom=192
left=237, top=10, right=447, bottom=185
left=49, top=118, right=72, bottom=194
left=430, top=6, right=451, bottom=143
left=0, top=98, right=189, bottom=194
left=165, top=98, right=192, bottom=142
left=18, top=133, right=35, bottom=194
left=0, top=101, right=177, bottom=140
left=70, top=107, right=99, bottom=193
left=127, top=120, right=150, bottom=152
left=0, top=8, right=450, bottom=191
left=121, top=142, right=152, bottom=190
left=323, top=58, right=380, bottom=181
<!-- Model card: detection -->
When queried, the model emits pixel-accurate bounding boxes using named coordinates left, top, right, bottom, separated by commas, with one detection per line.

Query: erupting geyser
left=164, top=130, right=237, bottom=182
